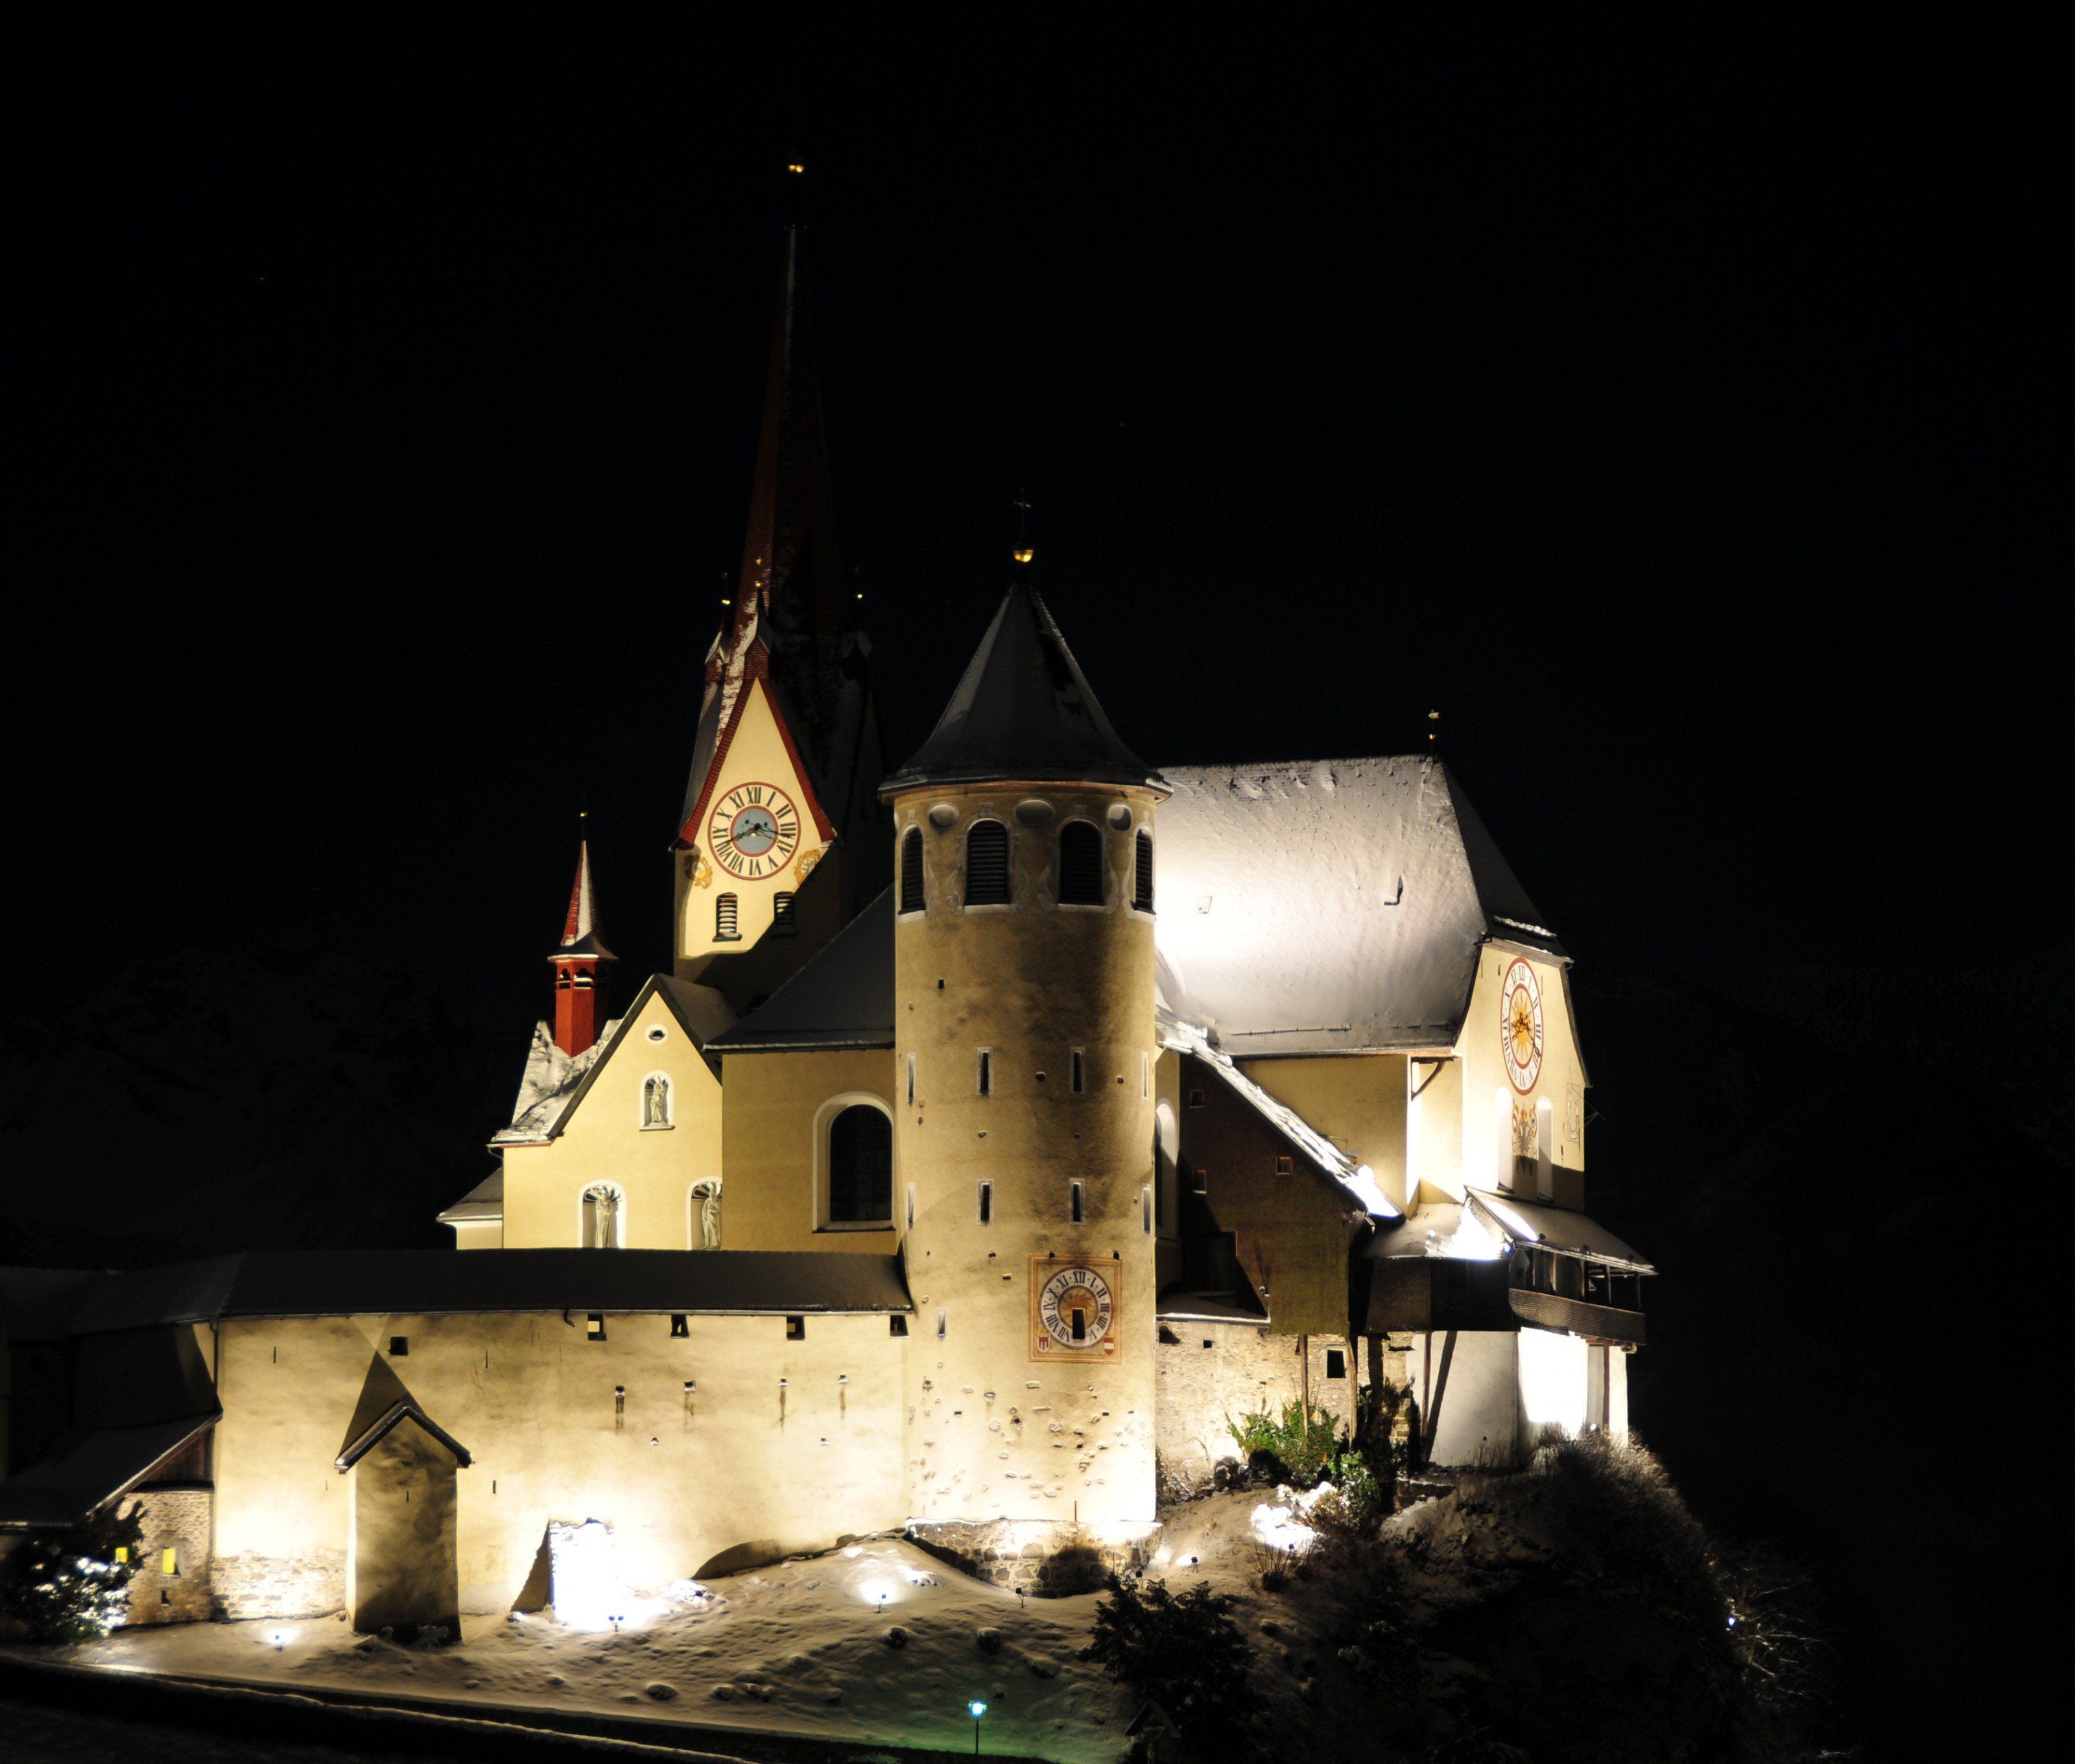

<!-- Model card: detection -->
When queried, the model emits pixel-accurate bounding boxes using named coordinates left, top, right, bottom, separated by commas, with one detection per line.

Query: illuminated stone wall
left=120, top=1488, right=214, bottom=1625
left=892, top=785, right=1164, bottom=1532
left=209, top=1307, right=907, bottom=1619
left=1154, top=1322, right=1370, bottom=1494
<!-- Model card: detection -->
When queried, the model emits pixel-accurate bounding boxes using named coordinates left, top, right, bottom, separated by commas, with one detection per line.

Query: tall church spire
left=549, top=822, right=615, bottom=1056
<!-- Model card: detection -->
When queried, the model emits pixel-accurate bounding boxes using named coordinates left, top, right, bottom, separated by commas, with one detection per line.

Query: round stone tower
left=881, top=567, right=1167, bottom=1576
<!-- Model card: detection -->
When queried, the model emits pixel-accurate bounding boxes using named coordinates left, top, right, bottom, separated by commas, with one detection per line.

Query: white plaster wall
left=211, top=1310, right=907, bottom=1617
left=1410, top=1329, right=1520, bottom=1467
left=1517, top=1328, right=1591, bottom=1441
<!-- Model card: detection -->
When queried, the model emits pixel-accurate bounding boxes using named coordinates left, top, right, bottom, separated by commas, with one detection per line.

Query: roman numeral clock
left=706, top=783, right=802, bottom=881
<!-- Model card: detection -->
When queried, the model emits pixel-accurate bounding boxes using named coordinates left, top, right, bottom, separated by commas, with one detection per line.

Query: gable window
left=899, top=826, right=926, bottom=914
left=582, top=1183, right=624, bottom=1248
left=1058, top=822, right=1104, bottom=905
left=772, top=890, right=798, bottom=934
left=715, top=893, right=740, bottom=940
left=825, top=1102, right=894, bottom=1227
left=1274, top=1154, right=1293, bottom=1176
left=965, top=820, right=1010, bottom=905
left=1133, top=830, right=1154, bottom=913
left=641, top=1073, right=673, bottom=1130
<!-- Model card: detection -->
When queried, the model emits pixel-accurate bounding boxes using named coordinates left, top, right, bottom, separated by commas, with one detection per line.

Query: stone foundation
left=905, top=1518, right=1160, bottom=1595
left=212, top=1547, right=346, bottom=1619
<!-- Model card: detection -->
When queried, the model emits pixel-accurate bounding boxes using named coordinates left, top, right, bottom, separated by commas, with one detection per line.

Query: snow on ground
left=33, top=1536, right=1138, bottom=1763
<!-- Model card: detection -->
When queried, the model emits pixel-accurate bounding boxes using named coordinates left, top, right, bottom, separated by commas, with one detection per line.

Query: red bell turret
left=549, top=822, right=616, bottom=1056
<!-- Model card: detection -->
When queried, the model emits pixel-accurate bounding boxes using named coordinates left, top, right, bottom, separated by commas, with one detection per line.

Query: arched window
left=1133, top=830, right=1154, bottom=913
left=965, top=820, right=1010, bottom=905
left=826, top=1102, right=894, bottom=1225
left=641, top=1073, right=672, bottom=1130
left=899, top=826, right=925, bottom=914
left=715, top=894, right=740, bottom=940
left=689, top=1178, right=723, bottom=1250
left=1058, top=822, right=1104, bottom=905
left=581, top=1183, right=624, bottom=1249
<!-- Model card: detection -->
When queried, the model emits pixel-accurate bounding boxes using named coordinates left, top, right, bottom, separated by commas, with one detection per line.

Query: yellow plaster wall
left=501, top=990, right=724, bottom=1250
left=1455, top=949, right=1587, bottom=1202
left=676, top=680, right=833, bottom=975
left=1234, top=1054, right=1410, bottom=1212
left=1408, top=1056, right=1464, bottom=1206
left=718, top=1047, right=899, bottom=1252
left=210, top=1309, right=908, bottom=1617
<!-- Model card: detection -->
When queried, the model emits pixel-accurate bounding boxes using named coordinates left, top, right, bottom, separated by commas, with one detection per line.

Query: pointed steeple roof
left=682, top=163, right=860, bottom=846
left=551, top=829, right=616, bottom=962
left=881, top=573, right=1166, bottom=796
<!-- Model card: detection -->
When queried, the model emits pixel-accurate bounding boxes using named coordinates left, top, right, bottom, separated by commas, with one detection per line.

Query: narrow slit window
left=905, top=1182, right=916, bottom=1228
left=1070, top=1049, right=1085, bottom=1093
left=162, top=1547, right=179, bottom=1577
left=1133, top=829, right=1154, bottom=913
left=977, top=1181, right=993, bottom=1225
left=772, top=890, right=797, bottom=934
left=1141, top=1052, right=1150, bottom=1099
left=899, top=826, right=926, bottom=914
left=1071, top=1180, right=1085, bottom=1223
left=906, top=1053, right=916, bottom=1106
left=1141, top=1185, right=1153, bottom=1234
left=936, top=1307, right=948, bottom=1340
left=977, top=1049, right=992, bottom=1097
left=965, top=820, right=1010, bottom=905
left=715, top=893, right=740, bottom=940
left=1057, top=822, right=1104, bottom=904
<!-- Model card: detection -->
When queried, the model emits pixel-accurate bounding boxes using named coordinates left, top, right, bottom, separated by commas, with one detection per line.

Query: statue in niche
left=582, top=1184, right=621, bottom=1248
left=691, top=1178, right=723, bottom=1250
left=643, top=1074, right=670, bottom=1128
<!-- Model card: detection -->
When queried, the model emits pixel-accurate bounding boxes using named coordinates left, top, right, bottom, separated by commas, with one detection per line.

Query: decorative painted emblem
left=1501, top=959, right=1545, bottom=1093
left=1031, top=1257, right=1119, bottom=1361
left=706, top=783, right=801, bottom=880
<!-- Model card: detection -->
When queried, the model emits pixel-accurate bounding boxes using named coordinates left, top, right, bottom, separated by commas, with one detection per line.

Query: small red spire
left=549, top=820, right=616, bottom=1056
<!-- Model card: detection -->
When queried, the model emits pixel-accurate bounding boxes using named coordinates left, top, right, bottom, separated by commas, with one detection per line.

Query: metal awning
left=1464, top=1187, right=1655, bottom=1276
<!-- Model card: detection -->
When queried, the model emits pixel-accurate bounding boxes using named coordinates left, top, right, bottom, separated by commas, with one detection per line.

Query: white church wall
left=210, top=1309, right=907, bottom=1621
left=1412, top=1329, right=1521, bottom=1468
left=1517, top=1327, right=1591, bottom=1441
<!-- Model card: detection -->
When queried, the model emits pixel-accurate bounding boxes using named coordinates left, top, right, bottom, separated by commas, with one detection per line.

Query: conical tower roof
left=881, top=576, right=1165, bottom=796
left=551, top=833, right=616, bottom=962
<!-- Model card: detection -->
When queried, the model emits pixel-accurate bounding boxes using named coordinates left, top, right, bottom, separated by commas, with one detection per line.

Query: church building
left=0, top=171, right=1652, bottom=1634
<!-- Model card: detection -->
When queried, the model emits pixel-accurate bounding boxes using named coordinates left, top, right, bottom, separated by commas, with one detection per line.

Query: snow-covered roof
left=1152, top=757, right=1563, bottom=1056
left=881, top=580, right=1164, bottom=795
left=0, top=1412, right=219, bottom=1529
left=436, top=1163, right=504, bottom=1225
left=1160, top=1011, right=1400, bottom=1220
left=708, top=886, right=895, bottom=1053
left=1364, top=1203, right=1507, bottom=1262
left=1465, top=1187, right=1655, bottom=1275
left=552, top=835, right=615, bottom=962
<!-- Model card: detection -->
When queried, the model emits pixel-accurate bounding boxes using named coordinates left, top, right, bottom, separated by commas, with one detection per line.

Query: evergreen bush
left=0, top=1501, right=144, bottom=1641
left=1227, top=1398, right=1340, bottom=1484
left=1088, top=1571, right=1260, bottom=1744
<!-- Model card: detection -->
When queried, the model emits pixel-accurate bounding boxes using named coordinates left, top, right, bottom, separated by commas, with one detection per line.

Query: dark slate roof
left=0, top=1413, right=218, bottom=1530
left=1, top=1250, right=912, bottom=1341
left=708, top=887, right=895, bottom=1053
left=881, top=580, right=1165, bottom=794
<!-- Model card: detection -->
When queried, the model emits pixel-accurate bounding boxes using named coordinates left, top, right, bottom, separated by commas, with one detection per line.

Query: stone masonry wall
left=906, top=1518, right=1159, bottom=1595
left=213, top=1547, right=346, bottom=1620
left=1155, top=1322, right=1382, bottom=1496
left=121, top=1488, right=215, bottom=1626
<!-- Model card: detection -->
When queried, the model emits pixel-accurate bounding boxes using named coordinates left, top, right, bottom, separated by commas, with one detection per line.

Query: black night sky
left=16, top=12, right=2061, bottom=1018
left=8, top=12, right=2065, bottom=1755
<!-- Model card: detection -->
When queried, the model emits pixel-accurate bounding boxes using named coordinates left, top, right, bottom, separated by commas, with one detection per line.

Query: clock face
left=707, top=783, right=801, bottom=879
left=1501, top=959, right=1545, bottom=1093
left=1032, top=1260, right=1118, bottom=1358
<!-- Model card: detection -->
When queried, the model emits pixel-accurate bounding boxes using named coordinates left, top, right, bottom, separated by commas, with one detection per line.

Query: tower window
left=936, top=1307, right=948, bottom=1340
left=1133, top=830, right=1154, bottom=913
left=965, top=820, right=1010, bottom=905
left=907, top=1053, right=916, bottom=1105
left=1142, top=1186, right=1153, bottom=1234
left=1058, top=822, right=1104, bottom=905
left=1141, top=1052, right=1150, bottom=1099
left=899, top=826, right=925, bottom=914
left=1070, top=1049, right=1085, bottom=1093
left=827, top=1104, right=894, bottom=1225
left=977, top=1049, right=992, bottom=1097
left=977, top=1181, right=993, bottom=1225
left=905, top=1182, right=916, bottom=1228
left=715, top=893, right=740, bottom=940
left=1071, top=1181, right=1085, bottom=1223
left=573, top=971, right=593, bottom=990
left=772, top=890, right=797, bottom=934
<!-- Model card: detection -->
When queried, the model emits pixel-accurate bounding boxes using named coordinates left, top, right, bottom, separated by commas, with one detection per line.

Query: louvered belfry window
left=772, top=890, right=797, bottom=934
left=715, top=893, right=740, bottom=940
left=1058, top=822, right=1104, bottom=905
left=966, top=820, right=1010, bottom=905
left=1133, top=830, right=1155, bottom=913
left=900, top=827, right=925, bottom=914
